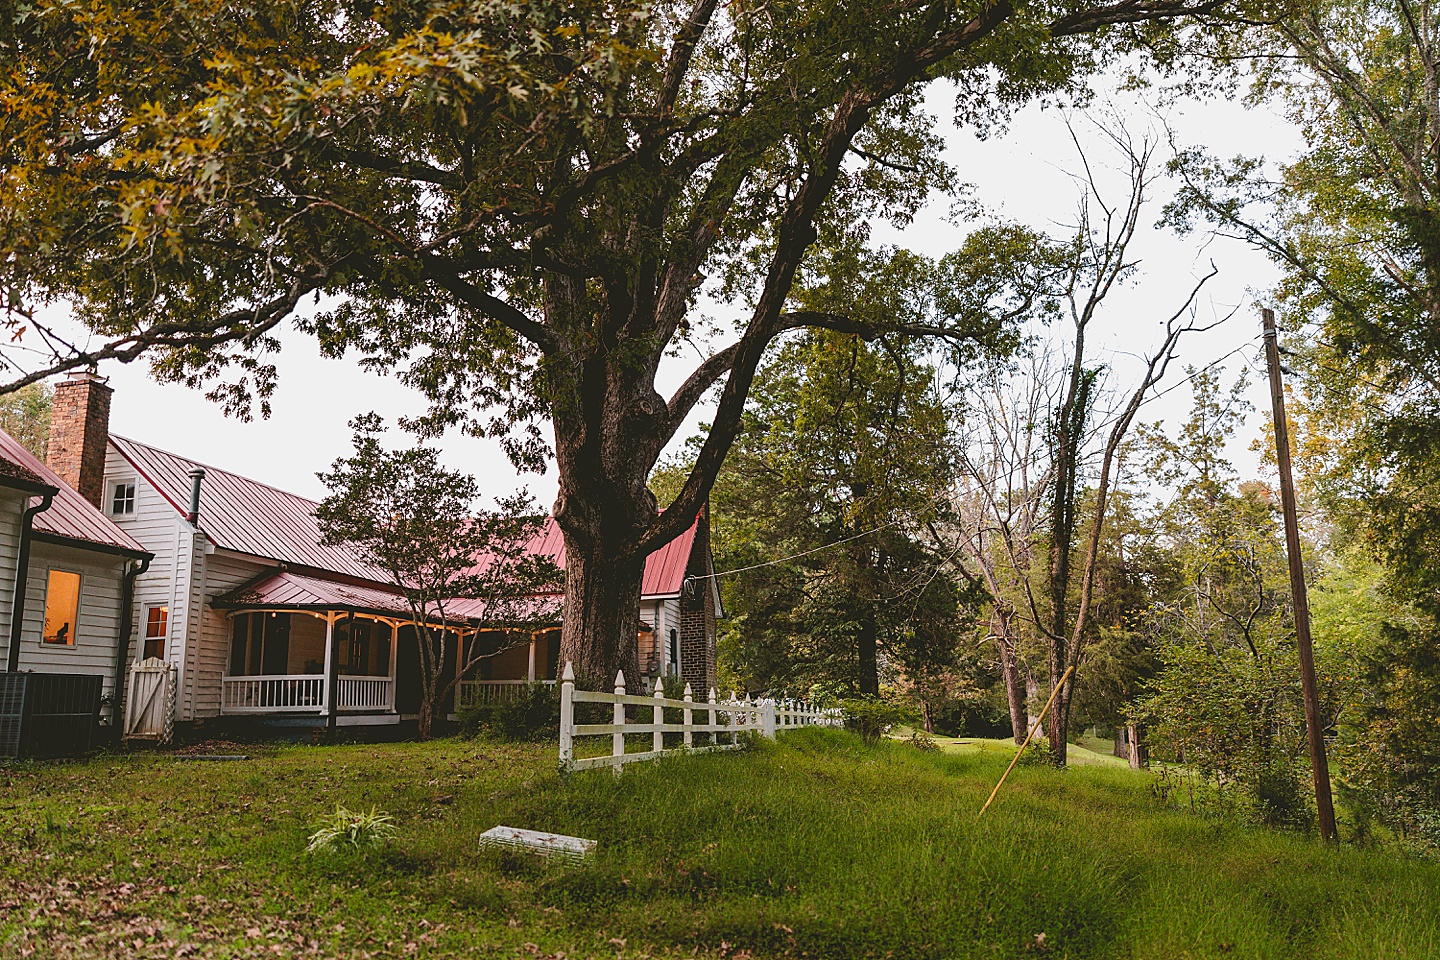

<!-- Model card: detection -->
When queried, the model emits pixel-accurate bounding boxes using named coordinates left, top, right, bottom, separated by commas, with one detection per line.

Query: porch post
left=321, top=614, right=335, bottom=719
left=528, top=633, right=537, bottom=683
left=387, top=620, right=399, bottom=712
left=328, top=612, right=350, bottom=731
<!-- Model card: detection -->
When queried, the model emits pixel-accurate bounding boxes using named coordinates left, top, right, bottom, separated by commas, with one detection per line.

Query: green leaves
left=1163, top=0, right=1440, bottom=613
left=315, top=411, right=559, bottom=624
left=696, top=330, right=964, bottom=695
left=305, top=805, right=399, bottom=854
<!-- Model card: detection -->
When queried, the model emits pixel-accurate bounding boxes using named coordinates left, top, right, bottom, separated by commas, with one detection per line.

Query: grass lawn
left=3, top=729, right=1438, bottom=960
left=897, top=728, right=1129, bottom=767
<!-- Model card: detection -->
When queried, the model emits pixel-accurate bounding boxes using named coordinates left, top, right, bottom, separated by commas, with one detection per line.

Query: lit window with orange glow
left=43, top=570, right=81, bottom=646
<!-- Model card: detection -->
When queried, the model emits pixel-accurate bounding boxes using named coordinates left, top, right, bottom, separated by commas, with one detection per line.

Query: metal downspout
left=111, top=555, right=153, bottom=735
left=6, top=492, right=54, bottom=673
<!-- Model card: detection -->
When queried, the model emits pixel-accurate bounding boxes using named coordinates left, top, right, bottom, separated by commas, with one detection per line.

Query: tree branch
left=0, top=273, right=324, bottom=393
left=416, top=255, right=563, bottom=355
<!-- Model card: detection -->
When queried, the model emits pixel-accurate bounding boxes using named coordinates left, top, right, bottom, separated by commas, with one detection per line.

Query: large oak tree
left=2, top=0, right=1249, bottom=682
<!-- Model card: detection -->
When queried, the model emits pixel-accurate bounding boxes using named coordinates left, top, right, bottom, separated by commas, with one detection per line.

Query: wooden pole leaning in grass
left=1262, top=308, right=1338, bottom=842
left=979, top=664, right=1075, bottom=818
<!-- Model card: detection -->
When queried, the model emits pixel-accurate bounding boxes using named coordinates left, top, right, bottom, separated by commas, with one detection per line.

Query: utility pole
left=1261, top=308, right=1338, bottom=842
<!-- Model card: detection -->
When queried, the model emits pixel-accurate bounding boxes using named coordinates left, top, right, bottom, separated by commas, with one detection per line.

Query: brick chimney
left=47, top=368, right=113, bottom=508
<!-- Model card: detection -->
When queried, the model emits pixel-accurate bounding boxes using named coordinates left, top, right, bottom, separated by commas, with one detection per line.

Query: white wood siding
left=18, top=540, right=127, bottom=698
left=654, top=598, right=679, bottom=675
left=192, top=548, right=270, bottom=718
left=175, top=529, right=204, bottom=719
left=103, top=444, right=196, bottom=713
left=0, top=492, right=28, bottom=662
left=103, top=444, right=278, bottom=721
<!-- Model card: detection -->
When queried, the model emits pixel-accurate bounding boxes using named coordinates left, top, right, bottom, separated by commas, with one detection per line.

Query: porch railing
left=456, top=678, right=556, bottom=710
left=221, top=675, right=325, bottom=713
left=220, top=675, right=394, bottom=714
left=336, top=676, right=394, bottom=711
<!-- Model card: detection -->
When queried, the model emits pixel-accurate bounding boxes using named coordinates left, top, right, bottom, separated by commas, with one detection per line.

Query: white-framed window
left=111, top=481, right=136, bottom=516
left=143, top=605, right=168, bottom=660
left=42, top=569, right=82, bottom=647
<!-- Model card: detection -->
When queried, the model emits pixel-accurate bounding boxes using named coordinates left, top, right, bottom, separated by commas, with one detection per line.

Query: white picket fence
left=558, top=661, right=841, bottom=773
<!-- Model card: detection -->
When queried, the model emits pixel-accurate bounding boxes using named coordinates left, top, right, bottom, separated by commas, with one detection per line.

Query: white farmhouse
left=0, top=376, right=152, bottom=743
left=15, top=371, right=722, bottom=736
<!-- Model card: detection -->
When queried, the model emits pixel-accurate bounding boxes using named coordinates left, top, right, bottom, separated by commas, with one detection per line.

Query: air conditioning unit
left=0, top=672, right=104, bottom=759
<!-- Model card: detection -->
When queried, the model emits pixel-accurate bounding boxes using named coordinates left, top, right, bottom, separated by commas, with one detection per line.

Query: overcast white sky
left=29, top=69, right=1299, bottom=506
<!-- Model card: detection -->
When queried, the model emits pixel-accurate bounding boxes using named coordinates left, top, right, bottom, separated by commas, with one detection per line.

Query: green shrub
left=1138, top=639, right=1317, bottom=829
left=1015, top=735, right=1053, bottom=767
left=458, top=682, right=561, bottom=741
left=906, top=729, right=939, bottom=752
left=840, top=698, right=917, bottom=743
left=1334, top=621, right=1440, bottom=849
left=306, top=806, right=398, bottom=855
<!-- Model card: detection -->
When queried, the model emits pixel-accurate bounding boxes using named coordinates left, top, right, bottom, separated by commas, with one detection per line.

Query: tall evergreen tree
left=699, top=329, right=963, bottom=697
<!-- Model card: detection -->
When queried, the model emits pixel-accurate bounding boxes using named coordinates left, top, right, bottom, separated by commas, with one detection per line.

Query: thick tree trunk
left=415, top=625, right=440, bottom=741
left=556, top=525, right=646, bottom=687
left=991, top=608, right=1028, bottom=744
left=1045, top=649, right=1070, bottom=766
left=1126, top=722, right=1146, bottom=770
left=857, top=615, right=880, bottom=696
left=1001, top=656, right=1028, bottom=744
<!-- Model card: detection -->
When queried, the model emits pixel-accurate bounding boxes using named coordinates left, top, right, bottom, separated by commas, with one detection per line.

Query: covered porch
left=213, top=570, right=565, bottom=722
left=220, top=609, right=401, bottom=717
left=454, top=627, right=562, bottom=710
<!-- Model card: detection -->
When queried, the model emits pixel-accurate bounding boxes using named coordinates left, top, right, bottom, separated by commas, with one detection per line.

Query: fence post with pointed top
left=559, top=662, right=575, bottom=772
left=613, top=671, right=626, bottom=774
left=653, top=676, right=665, bottom=754
left=682, top=683, right=694, bottom=748
left=708, top=687, right=718, bottom=747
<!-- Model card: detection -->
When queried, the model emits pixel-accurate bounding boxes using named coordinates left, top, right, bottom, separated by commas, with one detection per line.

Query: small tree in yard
left=317, top=414, right=559, bottom=739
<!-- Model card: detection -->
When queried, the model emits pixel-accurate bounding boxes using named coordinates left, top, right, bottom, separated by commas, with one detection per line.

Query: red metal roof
left=0, top=448, right=49, bottom=492
left=111, top=435, right=386, bottom=581
left=473, top=516, right=699, bottom=599
left=213, top=570, right=411, bottom=615
left=112, top=434, right=702, bottom=602
left=213, top=570, right=562, bottom=625
left=0, top=429, right=149, bottom=555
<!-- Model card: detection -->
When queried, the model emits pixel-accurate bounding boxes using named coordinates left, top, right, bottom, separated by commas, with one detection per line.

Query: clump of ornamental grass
left=306, top=805, right=398, bottom=855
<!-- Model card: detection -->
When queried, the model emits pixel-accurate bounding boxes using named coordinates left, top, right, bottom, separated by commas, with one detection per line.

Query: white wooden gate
left=124, top=658, right=176, bottom=742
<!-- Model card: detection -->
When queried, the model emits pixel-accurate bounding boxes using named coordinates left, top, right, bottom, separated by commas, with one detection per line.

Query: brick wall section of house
left=47, top=370, right=112, bottom=509
left=678, top=508, right=717, bottom=695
